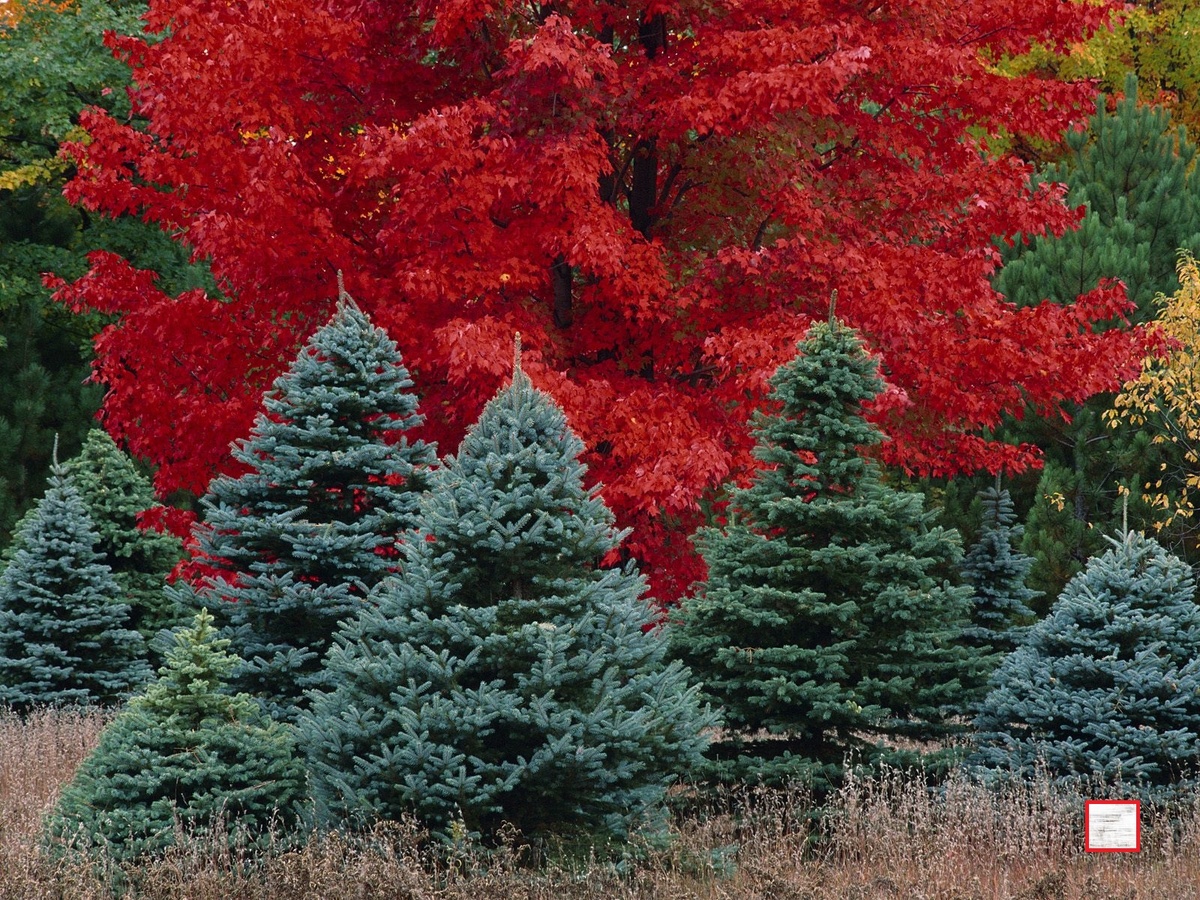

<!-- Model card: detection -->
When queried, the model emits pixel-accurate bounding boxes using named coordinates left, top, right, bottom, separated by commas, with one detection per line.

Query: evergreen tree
left=670, top=319, right=982, bottom=794
left=961, top=484, right=1039, bottom=655
left=187, top=293, right=437, bottom=721
left=991, top=75, right=1200, bottom=598
left=969, top=532, right=1200, bottom=800
left=301, top=348, right=713, bottom=844
left=0, top=468, right=148, bottom=709
left=59, top=428, right=184, bottom=640
left=45, top=609, right=309, bottom=864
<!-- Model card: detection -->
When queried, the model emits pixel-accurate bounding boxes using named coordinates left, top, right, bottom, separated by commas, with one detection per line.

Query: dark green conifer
left=0, top=468, right=148, bottom=709
left=969, top=532, right=1200, bottom=799
left=302, top=344, right=712, bottom=844
left=45, top=609, right=309, bottom=863
left=961, top=484, right=1039, bottom=655
left=187, top=292, right=437, bottom=721
left=670, top=319, right=982, bottom=794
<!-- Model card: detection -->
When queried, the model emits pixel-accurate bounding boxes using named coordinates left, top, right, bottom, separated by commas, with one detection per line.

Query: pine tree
left=0, top=468, right=148, bottom=710
left=58, top=428, right=184, bottom=640
left=187, top=292, right=437, bottom=721
left=969, top=532, right=1200, bottom=800
left=961, top=484, right=1040, bottom=655
left=44, top=609, right=309, bottom=864
left=301, top=346, right=713, bottom=844
left=993, top=74, right=1200, bottom=599
left=670, top=319, right=982, bottom=794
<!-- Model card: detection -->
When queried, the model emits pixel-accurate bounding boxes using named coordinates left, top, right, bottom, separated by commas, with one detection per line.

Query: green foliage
left=969, top=532, right=1200, bottom=800
left=961, top=485, right=1039, bottom=655
left=0, top=0, right=216, bottom=549
left=992, top=75, right=1200, bottom=599
left=188, top=298, right=438, bottom=721
left=44, top=609, right=310, bottom=864
left=57, top=428, right=185, bottom=640
left=302, top=358, right=713, bottom=845
left=0, top=467, right=148, bottom=709
left=670, top=320, right=983, bottom=796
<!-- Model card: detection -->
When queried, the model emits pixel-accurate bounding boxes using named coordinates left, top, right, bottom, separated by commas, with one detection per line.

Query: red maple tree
left=53, top=0, right=1145, bottom=601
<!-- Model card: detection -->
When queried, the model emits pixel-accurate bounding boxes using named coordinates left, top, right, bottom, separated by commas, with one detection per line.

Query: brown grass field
left=3, top=709, right=1200, bottom=899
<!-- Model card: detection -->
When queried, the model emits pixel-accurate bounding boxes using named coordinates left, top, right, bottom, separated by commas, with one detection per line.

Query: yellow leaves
left=0, top=156, right=67, bottom=190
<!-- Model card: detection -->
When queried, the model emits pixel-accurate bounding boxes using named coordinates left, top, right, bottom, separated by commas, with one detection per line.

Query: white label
left=1087, top=802, right=1139, bottom=851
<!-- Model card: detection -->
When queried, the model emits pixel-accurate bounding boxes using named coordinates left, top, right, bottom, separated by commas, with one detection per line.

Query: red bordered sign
left=1085, top=800, right=1141, bottom=853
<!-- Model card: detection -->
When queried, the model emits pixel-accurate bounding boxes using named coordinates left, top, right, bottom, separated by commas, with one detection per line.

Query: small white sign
left=1085, top=800, right=1141, bottom=853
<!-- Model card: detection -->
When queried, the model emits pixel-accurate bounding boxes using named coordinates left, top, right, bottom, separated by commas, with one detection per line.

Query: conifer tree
left=0, top=468, right=148, bottom=709
left=45, top=609, right=309, bottom=864
left=187, top=291, right=437, bottom=720
left=961, top=484, right=1039, bottom=655
left=302, top=344, right=712, bottom=844
left=670, top=319, right=982, bottom=794
left=969, top=532, right=1200, bottom=799
left=60, top=428, right=184, bottom=640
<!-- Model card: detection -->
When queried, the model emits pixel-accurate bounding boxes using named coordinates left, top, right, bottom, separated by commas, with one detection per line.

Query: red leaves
left=57, top=0, right=1140, bottom=601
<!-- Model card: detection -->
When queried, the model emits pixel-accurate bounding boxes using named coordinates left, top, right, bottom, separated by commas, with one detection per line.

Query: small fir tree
left=0, top=468, right=148, bottom=709
left=961, top=484, right=1040, bottom=655
left=45, top=609, right=309, bottom=864
left=302, top=345, right=713, bottom=844
left=60, top=428, right=184, bottom=640
left=670, top=318, right=983, bottom=794
left=969, top=531, right=1200, bottom=799
left=186, top=291, right=437, bottom=720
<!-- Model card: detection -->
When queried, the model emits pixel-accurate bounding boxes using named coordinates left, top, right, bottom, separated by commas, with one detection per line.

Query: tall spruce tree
left=969, top=531, right=1200, bottom=799
left=45, top=609, right=309, bottom=864
left=670, top=319, right=982, bottom=794
left=990, top=75, right=1200, bottom=598
left=961, top=484, right=1039, bottom=656
left=59, top=428, right=184, bottom=640
left=301, top=345, right=713, bottom=844
left=186, top=291, right=437, bottom=721
left=0, top=467, right=148, bottom=709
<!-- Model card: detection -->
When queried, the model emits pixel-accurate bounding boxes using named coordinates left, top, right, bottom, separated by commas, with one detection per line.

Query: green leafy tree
left=44, top=609, right=309, bottom=864
left=969, top=532, right=1200, bottom=800
left=670, top=319, right=982, bottom=795
left=985, top=75, right=1200, bottom=599
left=0, top=467, right=148, bottom=709
left=57, top=428, right=184, bottom=640
left=302, top=349, right=713, bottom=844
left=0, top=0, right=215, bottom=548
left=961, top=484, right=1040, bottom=655
left=186, top=294, right=438, bottom=721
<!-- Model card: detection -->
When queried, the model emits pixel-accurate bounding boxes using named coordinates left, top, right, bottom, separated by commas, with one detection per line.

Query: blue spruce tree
left=670, top=318, right=983, bottom=794
left=960, top=484, right=1039, bottom=656
left=302, top=342, right=713, bottom=845
left=185, top=289, right=437, bottom=721
left=969, top=531, right=1200, bottom=799
left=0, top=467, right=148, bottom=709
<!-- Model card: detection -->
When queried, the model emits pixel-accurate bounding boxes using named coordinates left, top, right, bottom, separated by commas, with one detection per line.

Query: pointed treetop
left=513, top=330, right=522, bottom=379
left=335, top=269, right=360, bottom=312
left=828, top=289, right=838, bottom=324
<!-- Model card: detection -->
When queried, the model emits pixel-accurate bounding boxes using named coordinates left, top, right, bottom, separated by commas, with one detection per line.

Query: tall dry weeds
left=4, top=708, right=1200, bottom=899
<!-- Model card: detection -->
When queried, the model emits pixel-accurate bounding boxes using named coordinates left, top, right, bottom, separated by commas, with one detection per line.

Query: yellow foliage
left=0, top=156, right=68, bottom=190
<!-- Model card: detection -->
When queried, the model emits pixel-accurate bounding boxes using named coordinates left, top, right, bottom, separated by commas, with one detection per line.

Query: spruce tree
left=961, top=484, right=1039, bottom=655
left=301, top=347, right=713, bottom=844
left=670, top=319, right=982, bottom=794
left=60, top=428, right=184, bottom=640
left=45, top=609, right=309, bottom=864
left=187, top=293, right=437, bottom=720
left=0, top=468, right=148, bottom=710
left=969, top=532, right=1200, bottom=800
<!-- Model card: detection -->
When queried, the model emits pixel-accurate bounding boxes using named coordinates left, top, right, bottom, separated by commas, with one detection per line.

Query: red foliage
left=56, top=0, right=1147, bottom=601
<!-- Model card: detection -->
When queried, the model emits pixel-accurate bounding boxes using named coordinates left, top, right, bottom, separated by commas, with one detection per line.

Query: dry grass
left=3, top=710, right=1200, bottom=899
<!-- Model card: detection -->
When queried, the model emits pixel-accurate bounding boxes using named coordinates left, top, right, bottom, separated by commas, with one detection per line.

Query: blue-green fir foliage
left=670, top=319, right=981, bottom=793
left=0, top=469, right=148, bottom=709
left=969, top=532, right=1200, bottom=799
left=45, top=609, right=309, bottom=864
left=185, top=298, right=437, bottom=720
left=961, top=485, right=1039, bottom=655
left=302, top=358, right=713, bottom=843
